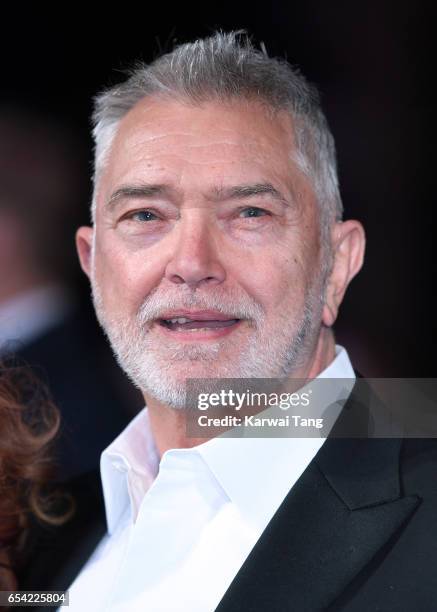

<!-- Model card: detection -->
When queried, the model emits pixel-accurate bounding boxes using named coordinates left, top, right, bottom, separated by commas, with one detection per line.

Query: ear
left=76, top=226, right=94, bottom=279
left=322, top=220, right=365, bottom=327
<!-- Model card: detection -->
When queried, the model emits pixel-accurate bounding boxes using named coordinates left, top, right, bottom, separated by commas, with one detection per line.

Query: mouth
left=155, top=310, right=242, bottom=339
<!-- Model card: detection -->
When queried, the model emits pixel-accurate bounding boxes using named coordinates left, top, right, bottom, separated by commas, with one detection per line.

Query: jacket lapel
left=216, top=426, right=420, bottom=611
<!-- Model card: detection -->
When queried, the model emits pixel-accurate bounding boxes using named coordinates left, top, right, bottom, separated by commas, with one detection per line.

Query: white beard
left=91, top=276, right=324, bottom=410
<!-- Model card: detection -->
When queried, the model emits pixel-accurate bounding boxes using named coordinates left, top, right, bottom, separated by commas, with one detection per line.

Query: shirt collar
left=101, top=409, right=159, bottom=534
left=101, top=345, right=355, bottom=535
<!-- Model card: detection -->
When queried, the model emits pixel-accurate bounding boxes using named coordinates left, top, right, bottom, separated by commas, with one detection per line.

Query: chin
left=167, top=359, right=228, bottom=381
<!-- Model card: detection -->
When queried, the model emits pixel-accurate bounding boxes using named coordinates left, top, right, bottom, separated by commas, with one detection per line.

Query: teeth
left=168, top=317, right=192, bottom=324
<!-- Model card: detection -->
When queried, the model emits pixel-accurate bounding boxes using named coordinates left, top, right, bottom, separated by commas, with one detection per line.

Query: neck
left=295, top=325, right=336, bottom=379
left=145, top=326, right=336, bottom=457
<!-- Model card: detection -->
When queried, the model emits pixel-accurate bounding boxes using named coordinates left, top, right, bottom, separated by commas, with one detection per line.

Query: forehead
left=97, top=96, right=306, bottom=208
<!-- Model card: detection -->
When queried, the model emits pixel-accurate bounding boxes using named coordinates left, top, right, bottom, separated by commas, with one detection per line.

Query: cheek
left=93, top=236, right=161, bottom=314
left=252, top=217, right=322, bottom=312
left=273, top=255, right=309, bottom=311
left=233, top=247, right=309, bottom=314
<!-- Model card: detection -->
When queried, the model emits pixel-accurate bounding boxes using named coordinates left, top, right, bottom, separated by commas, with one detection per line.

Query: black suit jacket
left=20, top=384, right=437, bottom=611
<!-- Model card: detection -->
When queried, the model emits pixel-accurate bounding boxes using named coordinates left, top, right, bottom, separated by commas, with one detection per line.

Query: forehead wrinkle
left=102, top=104, right=307, bottom=213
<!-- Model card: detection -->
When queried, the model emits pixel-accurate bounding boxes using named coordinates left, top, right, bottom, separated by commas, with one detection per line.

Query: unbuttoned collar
left=101, top=409, right=159, bottom=534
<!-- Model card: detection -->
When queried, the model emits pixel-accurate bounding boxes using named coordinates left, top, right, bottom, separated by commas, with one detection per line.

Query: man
left=54, top=32, right=436, bottom=609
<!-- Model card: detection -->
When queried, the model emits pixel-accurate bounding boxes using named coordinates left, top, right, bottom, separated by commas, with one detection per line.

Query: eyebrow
left=210, top=183, right=290, bottom=207
left=105, top=181, right=291, bottom=212
left=105, top=184, right=169, bottom=211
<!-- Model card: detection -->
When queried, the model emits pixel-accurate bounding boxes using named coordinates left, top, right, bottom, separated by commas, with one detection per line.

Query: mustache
left=136, top=287, right=265, bottom=323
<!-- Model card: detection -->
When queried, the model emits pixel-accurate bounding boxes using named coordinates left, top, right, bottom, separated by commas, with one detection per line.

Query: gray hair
left=91, top=31, right=343, bottom=253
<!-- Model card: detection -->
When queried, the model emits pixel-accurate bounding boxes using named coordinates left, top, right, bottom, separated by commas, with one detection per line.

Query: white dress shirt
left=68, top=346, right=355, bottom=611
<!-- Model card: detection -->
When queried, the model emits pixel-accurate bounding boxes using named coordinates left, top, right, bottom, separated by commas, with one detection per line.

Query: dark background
left=1, top=1, right=434, bottom=376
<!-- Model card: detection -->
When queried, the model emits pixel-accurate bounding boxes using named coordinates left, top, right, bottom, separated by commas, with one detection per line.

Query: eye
left=128, top=209, right=159, bottom=222
left=239, top=206, right=270, bottom=218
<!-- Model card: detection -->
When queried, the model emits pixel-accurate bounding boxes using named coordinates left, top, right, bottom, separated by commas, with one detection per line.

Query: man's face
left=82, top=97, right=327, bottom=408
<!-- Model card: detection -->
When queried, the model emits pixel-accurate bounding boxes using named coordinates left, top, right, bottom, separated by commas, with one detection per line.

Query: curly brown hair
left=0, top=360, right=74, bottom=590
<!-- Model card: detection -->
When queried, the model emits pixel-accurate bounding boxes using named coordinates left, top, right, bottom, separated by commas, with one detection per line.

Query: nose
left=164, top=214, right=226, bottom=288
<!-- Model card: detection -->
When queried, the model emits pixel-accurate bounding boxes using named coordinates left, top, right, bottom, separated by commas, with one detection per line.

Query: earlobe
left=75, top=226, right=94, bottom=278
left=322, top=220, right=366, bottom=327
left=322, top=302, right=337, bottom=328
